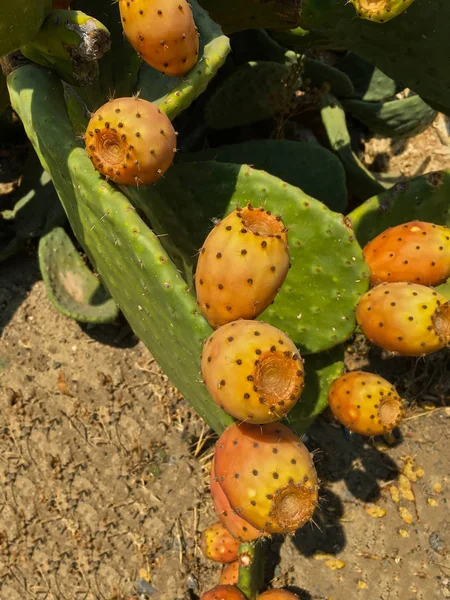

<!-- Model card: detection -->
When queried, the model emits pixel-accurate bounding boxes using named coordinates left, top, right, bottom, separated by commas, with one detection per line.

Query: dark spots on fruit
left=205, top=303, right=210, bottom=309
left=207, top=356, right=211, bottom=363
left=391, top=302, right=396, bottom=306
left=379, top=322, right=384, bottom=327
left=233, top=440, right=238, bottom=446
left=247, top=278, right=253, bottom=285
left=254, top=443, right=259, bottom=448
left=234, top=473, right=239, bottom=479
left=271, top=266, right=276, bottom=272
left=416, top=246, right=420, bottom=250
left=157, top=9, right=162, bottom=14
left=272, top=448, right=278, bottom=454
left=218, top=284, right=223, bottom=290
left=367, top=394, right=372, bottom=399
left=291, top=458, right=297, bottom=465
left=139, top=9, right=143, bottom=14
left=252, top=469, right=258, bottom=476
left=219, top=379, right=225, bottom=386
left=247, top=375, right=254, bottom=382
left=270, top=346, right=276, bottom=352
left=254, top=331, right=260, bottom=336
left=431, top=262, right=436, bottom=266
left=273, top=472, right=279, bottom=480
left=164, top=62, right=169, bottom=68
left=250, top=500, right=256, bottom=506
left=138, top=35, right=144, bottom=41
left=244, top=393, right=250, bottom=399
left=398, top=336, right=403, bottom=341
left=226, top=306, right=232, bottom=312
left=241, top=228, right=247, bottom=234
left=261, top=241, right=267, bottom=248
left=254, top=360, right=260, bottom=367
left=216, top=252, right=222, bottom=258
left=95, top=128, right=100, bottom=133
left=422, top=305, right=428, bottom=309
left=199, top=278, right=204, bottom=285
left=226, top=225, right=232, bottom=231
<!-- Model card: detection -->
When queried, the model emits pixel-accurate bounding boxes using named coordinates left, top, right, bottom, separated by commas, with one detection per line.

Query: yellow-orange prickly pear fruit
left=356, top=282, right=450, bottom=356
left=85, top=96, right=177, bottom=186
left=220, top=561, right=239, bottom=586
left=195, top=206, right=290, bottom=328
left=210, top=459, right=265, bottom=542
left=201, top=522, right=240, bottom=563
left=201, top=320, right=304, bottom=424
left=258, top=591, right=300, bottom=600
left=213, top=423, right=319, bottom=535
left=119, top=0, right=199, bottom=76
left=328, top=371, right=403, bottom=436
left=201, top=585, right=247, bottom=600
left=363, top=221, right=450, bottom=286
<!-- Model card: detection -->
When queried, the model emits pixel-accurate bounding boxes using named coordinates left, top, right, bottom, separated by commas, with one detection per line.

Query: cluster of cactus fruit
left=1, top=0, right=450, bottom=598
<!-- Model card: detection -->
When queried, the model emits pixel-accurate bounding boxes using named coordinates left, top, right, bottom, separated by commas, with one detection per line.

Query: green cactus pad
left=320, top=94, right=385, bottom=201
left=8, top=63, right=233, bottom=435
left=348, top=170, right=450, bottom=247
left=0, top=0, right=51, bottom=56
left=299, top=0, right=450, bottom=112
left=343, top=95, right=437, bottom=139
left=271, top=26, right=344, bottom=53
left=181, top=139, right=348, bottom=212
left=136, top=1, right=230, bottom=121
left=125, top=161, right=370, bottom=354
left=0, top=72, right=10, bottom=114
left=436, top=280, right=450, bottom=301
left=336, top=53, right=400, bottom=102
left=39, top=226, right=119, bottom=323
left=349, top=0, right=415, bottom=23
left=21, top=10, right=111, bottom=87
left=285, top=345, right=345, bottom=435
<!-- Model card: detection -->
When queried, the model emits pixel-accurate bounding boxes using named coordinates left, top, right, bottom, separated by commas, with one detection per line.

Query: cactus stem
left=237, top=541, right=265, bottom=600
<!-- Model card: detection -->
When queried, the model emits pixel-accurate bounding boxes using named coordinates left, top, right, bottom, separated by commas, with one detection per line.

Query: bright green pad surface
left=181, top=140, right=348, bottom=212
left=126, top=161, right=369, bottom=354
left=348, top=171, right=450, bottom=247
left=39, top=226, right=119, bottom=323
left=0, top=0, right=51, bottom=56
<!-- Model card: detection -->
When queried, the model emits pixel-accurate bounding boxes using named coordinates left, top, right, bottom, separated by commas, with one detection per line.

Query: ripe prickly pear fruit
left=349, top=0, right=415, bottom=23
left=220, top=561, right=239, bottom=586
left=258, top=591, right=300, bottom=600
left=210, top=459, right=264, bottom=542
left=363, top=221, right=450, bottom=287
left=85, top=97, right=176, bottom=186
left=119, top=0, right=199, bottom=76
left=201, top=320, right=304, bottom=423
left=213, top=423, right=318, bottom=535
left=201, top=585, right=247, bottom=600
left=356, top=282, right=450, bottom=356
left=328, top=371, right=403, bottom=436
left=201, top=522, right=240, bottom=563
left=195, top=206, right=290, bottom=328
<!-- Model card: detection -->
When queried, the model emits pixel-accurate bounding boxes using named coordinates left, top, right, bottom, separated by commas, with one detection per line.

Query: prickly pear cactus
left=0, top=1, right=52, bottom=56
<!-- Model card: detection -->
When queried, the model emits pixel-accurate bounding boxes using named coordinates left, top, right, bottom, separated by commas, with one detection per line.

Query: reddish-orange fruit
left=210, top=459, right=264, bottom=542
left=356, top=282, right=450, bottom=356
left=201, top=320, right=304, bottom=424
left=201, top=522, right=240, bottom=563
left=213, top=423, right=319, bottom=535
left=258, top=591, right=300, bottom=600
left=363, top=221, right=450, bottom=286
left=85, top=96, right=176, bottom=186
left=119, top=0, right=199, bottom=76
left=195, top=206, right=290, bottom=328
left=220, top=561, right=239, bottom=586
left=328, top=371, right=403, bottom=436
left=201, top=585, right=246, bottom=600
left=52, top=0, right=70, bottom=7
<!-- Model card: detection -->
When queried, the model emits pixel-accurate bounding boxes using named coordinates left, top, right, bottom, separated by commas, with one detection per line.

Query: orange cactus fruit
left=219, top=561, right=239, bottom=586
left=201, top=320, right=304, bottom=423
left=258, top=591, right=300, bottom=600
left=201, top=585, right=247, bottom=600
left=363, top=220, right=450, bottom=286
left=201, top=521, right=240, bottom=564
left=119, top=0, right=199, bottom=76
left=210, top=459, right=264, bottom=542
left=356, top=282, right=450, bottom=356
left=195, top=206, right=290, bottom=328
left=213, top=423, right=319, bottom=535
left=85, top=96, right=177, bottom=186
left=328, top=371, right=403, bottom=436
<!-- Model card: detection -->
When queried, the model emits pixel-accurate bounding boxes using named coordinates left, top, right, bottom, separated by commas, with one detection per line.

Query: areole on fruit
left=195, top=205, right=290, bottom=328
left=84, top=96, right=177, bottom=186
left=201, top=320, right=304, bottom=424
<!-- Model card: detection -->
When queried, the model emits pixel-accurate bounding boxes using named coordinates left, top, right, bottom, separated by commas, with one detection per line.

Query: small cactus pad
left=85, top=97, right=177, bottom=186
left=201, top=585, right=247, bottom=600
left=210, top=459, right=264, bottom=542
left=220, top=561, right=239, bottom=586
left=328, top=371, right=403, bottom=436
left=201, top=320, right=304, bottom=424
left=201, top=522, right=240, bottom=564
left=195, top=207, right=290, bottom=328
left=349, top=0, right=415, bottom=23
left=119, top=0, right=199, bottom=76
left=363, top=221, right=450, bottom=286
left=258, top=591, right=300, bottom=600
left=213, top=422, right=319, bottom=534
left=356, top=282, right=450, bottom=356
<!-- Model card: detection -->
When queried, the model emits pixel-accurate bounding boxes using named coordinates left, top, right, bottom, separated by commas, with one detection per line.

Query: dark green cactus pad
left=8, top=63, right=233, bottom=435
left=343, top=95, right=437, bottom=139
left=285, top=345, right=345, bottom=435
left=39, top=226, right=119, bottom=323
left=0, top=71, right=10, bottom=114
left=0, top=0, right=51, bottom=56
left=348, top=171, right=450, bottom=247
left=21, top=10, right=111, bottom=87
left=125, top=161, right=370, bottom=354
left=436, top=280, right=450, bottom=300
left=271, top=26, right=344, bottom=53
left=181, top=139, right=348, bottom=212
left=136, top=1, right=231, bottom=121
left=299, top=0, right=450, bottom=112
left=320, top=93, right=385, bottom=201
left=336, top=53, right=401, bottom=102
